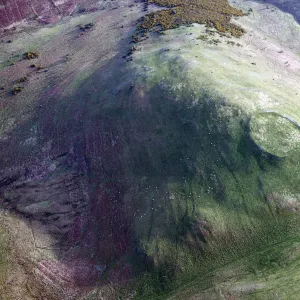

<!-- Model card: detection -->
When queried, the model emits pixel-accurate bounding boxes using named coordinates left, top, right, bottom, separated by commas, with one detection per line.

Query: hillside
left=0, top=0, right=300, bottom=299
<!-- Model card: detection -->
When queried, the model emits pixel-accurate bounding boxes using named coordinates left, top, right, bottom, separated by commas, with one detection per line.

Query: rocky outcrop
left=0, top=0, right=79, bottom=29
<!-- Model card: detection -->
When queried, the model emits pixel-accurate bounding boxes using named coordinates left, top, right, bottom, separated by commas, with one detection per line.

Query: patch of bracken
left=138, top=0, right=245, bottom=38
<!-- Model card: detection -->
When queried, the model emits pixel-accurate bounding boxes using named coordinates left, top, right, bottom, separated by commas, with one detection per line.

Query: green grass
left=0, top=226, right=9, bottom=287
left=163, top=235, right=300, bottom=300
left=250, top=112, right=300, bottom=157
left=105, top=73, right=299, bottom=298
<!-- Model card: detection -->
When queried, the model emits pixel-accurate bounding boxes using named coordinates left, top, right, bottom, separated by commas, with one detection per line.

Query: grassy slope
left=0, top=226, right=9, bottom=287
left=117, top=9, right=300, bottom=296
left=125, top=82, right=300, bottom=299
left=65, top=11, right=300, bottom=294
left=165, top=236, right=300, bottom=300
left=66, top=55, right=300, bottom=299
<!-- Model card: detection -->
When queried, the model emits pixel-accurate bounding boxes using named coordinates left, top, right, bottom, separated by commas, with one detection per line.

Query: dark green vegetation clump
left=23, top=51, right=40, bottom=60
left=11, top=86, right=24, bottom=95
left=79, top=23, right=94, bottom=31
left=17, top=76, right=28, bottom=83
left=139, top=0, right=245, bottom=37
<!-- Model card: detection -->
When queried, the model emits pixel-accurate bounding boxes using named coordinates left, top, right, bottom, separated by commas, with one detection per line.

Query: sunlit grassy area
left=250, top=112, right=300, bottom=157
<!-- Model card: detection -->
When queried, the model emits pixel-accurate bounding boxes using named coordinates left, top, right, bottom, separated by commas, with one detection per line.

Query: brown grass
left=139, top=0, right=245, bottom=38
